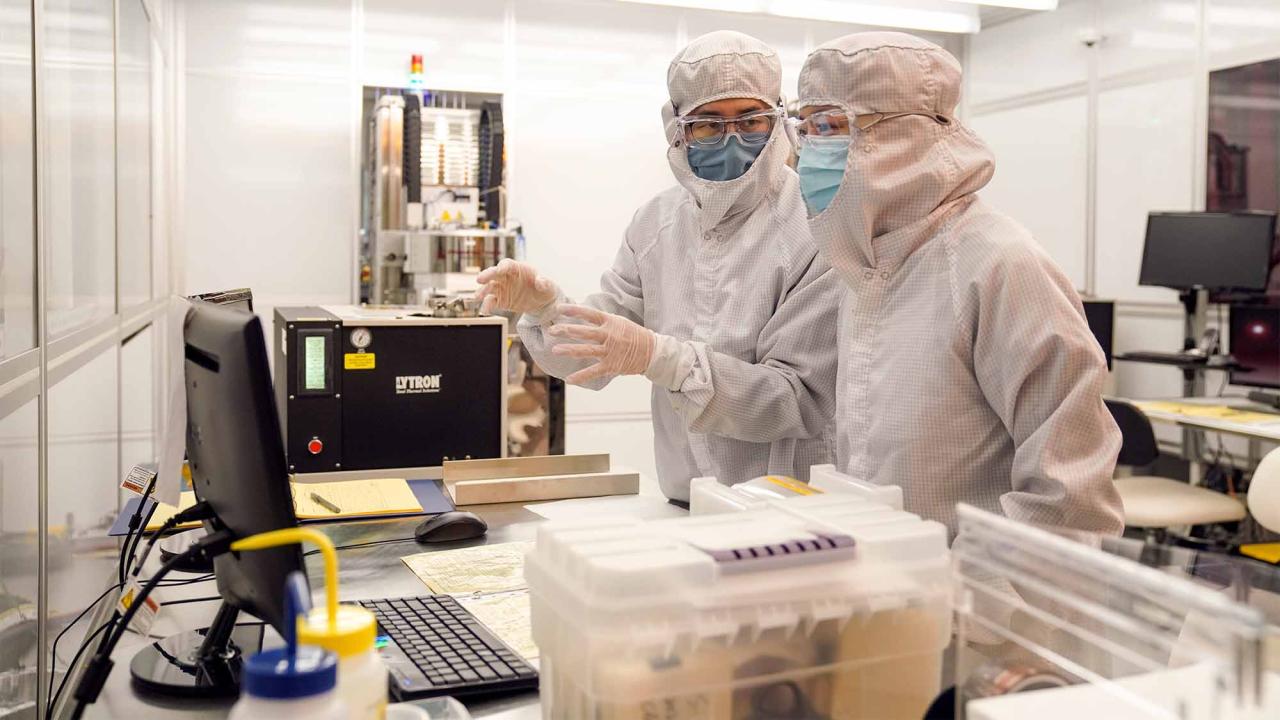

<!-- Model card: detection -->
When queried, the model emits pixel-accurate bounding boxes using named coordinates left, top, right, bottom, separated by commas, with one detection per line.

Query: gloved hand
left=474, top=259, right=559, bottom=315
left=546, top=305, right=656, bottom=386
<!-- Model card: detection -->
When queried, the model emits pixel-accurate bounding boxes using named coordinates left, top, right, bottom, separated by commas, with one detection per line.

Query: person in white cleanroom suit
left=792, top=32, right=1123, bottom=537
left=475, top=31, right=841, bottom=502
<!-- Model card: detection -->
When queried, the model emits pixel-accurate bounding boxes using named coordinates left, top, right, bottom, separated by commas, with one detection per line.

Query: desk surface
left=1129, top=396, right=1280, bottom=443
left=92, top=486, right=674, bottom=719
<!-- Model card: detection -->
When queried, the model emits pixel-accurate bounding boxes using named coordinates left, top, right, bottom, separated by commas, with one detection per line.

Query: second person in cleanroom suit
left=792, top=32, right=1124, bottom=538
left=475, top=31, right=841, bottom=501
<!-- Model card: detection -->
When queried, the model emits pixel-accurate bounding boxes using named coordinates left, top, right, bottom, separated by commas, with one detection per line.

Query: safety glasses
left=676, top=107, right=782, bottom=147
left=787, top=109, right=953, bottom=146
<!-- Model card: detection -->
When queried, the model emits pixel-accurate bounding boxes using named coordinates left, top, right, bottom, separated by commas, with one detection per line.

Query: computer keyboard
left=357, top=595, right=538, bottom=700
left=1119, top=350, right=1209, bottom=365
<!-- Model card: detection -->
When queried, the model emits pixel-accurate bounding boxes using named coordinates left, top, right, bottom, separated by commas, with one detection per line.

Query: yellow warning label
left=765, top=475, right=821, bottom=496
left=344, top=352, right=375, bottom=370
left=1240, top=543, right=1280, bottom=564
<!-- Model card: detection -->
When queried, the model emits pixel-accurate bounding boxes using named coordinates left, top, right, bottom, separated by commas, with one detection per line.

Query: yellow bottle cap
left=298, top=605, right=377, bottom=658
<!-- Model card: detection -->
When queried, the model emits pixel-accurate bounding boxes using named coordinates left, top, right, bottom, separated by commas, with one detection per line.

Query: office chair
left=1106, top=399, right=1247, bottom=538
left=1247, top=447, right=1280, bottom=535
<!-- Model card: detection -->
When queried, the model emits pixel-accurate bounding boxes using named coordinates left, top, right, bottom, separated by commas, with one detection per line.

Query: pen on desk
left=310, top=492, right=342, bottom=514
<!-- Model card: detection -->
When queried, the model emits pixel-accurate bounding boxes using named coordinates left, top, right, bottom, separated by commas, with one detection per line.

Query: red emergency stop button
left=307, top=437, right=324, bottom=455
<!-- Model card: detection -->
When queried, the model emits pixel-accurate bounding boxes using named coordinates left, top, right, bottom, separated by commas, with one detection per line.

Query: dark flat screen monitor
left=1082, top=299, right=1114, bottom=370
left=184, top=300, right=301, bottom=631
left=1139, top=212, right=1275, bottom=292
left=189, top=287, right=254, bottom=313
left=1229, top=305, right=1280, bottom=390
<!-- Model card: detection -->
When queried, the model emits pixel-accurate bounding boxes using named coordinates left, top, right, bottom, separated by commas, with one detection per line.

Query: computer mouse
left=414, top=511, right=488, bottom=544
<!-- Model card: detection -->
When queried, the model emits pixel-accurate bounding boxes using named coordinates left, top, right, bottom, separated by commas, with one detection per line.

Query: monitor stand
left=129, top=602, right=263, bottom=698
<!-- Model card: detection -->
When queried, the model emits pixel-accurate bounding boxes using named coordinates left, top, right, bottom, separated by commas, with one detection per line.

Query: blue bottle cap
left=242, top=646, right=337, bottom=700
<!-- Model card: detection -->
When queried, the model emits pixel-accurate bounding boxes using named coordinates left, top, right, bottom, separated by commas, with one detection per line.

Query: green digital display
left=304, top=335, right=327, bottom=390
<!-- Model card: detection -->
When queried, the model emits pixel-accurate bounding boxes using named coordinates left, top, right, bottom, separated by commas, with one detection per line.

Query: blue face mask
left=797, top=137, right=851, bottom=216
left=686, top=133, right=769, bottom=182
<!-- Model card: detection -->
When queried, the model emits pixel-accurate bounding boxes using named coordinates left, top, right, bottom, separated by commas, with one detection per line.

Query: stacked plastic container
left=688, top=464, right=904, bottom=515
left=952, top=504, right=1278, bottom=720
left=524, top=468, right=950, bottom=720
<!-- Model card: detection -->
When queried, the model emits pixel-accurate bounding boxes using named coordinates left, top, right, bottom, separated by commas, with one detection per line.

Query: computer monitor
left=184, top=300, right=301, bottom=628
left=1139, top=212, right=1276, bottom=293
left=1229, top=305, right=1280, bottom=390
left=189, top=287, right=255, bottom=313
left=130, top=300, right=302, bottom=696
left=1082, top=299, right=1114, bottom=370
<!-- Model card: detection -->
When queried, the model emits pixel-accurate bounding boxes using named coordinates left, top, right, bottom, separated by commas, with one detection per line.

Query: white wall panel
left=1095, top=75, right=1196, bottom=303
left=970, top=96, right=1089, bottom=289
left=1098, top=0, right=1199, bottom=78
left=119, top=0, right=153, bottom=309
left=0, top=0, right=35, bottom=357
left=967, top=0, right=1092, bottom=107
left=48, top=349, right=120, bottom=534
left=0, top=399, right=38, bottom=535
left=42, top=0, right=116, bottom=337
left=183, top=0, right=355, bottom=346
left=1206, top=0, right=1280, bottom=63
left=120, top=327, right=156, bottom=494
left=183, top=0, right=351, bottom=78
left=363, top=0, right=506, bottom=90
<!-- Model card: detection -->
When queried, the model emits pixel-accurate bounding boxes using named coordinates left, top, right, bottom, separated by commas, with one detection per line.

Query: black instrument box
left=274, top=306, right=507, bottom=477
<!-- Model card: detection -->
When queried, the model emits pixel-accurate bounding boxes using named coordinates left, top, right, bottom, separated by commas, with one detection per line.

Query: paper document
left=1136, top=401, right=1280, bottom=426
left=145, top=491, right=201, bottom=532
left=292, top=478, right=422, bottom=519
left=457, top=590, right=539, bottom=663
left=401, top=541, right=533, bottom=595
left=525, top=494, right=686, bottom=522
left=401, top=542, right=540, bottom=664
left=143, top=478, right=423, bottom=531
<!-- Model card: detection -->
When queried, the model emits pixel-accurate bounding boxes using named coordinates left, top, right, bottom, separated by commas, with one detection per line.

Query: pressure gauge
left=349, top=327, right=372, bottom=350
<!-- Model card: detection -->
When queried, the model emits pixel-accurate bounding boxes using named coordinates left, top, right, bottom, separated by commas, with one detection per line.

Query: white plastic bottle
left=300, top=604, right=389, bottom=720
left=229, top=645, right=347, bottom=720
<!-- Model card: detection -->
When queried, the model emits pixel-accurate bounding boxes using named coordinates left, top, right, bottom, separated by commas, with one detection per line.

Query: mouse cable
left=304, top=535, right=417, bottom=556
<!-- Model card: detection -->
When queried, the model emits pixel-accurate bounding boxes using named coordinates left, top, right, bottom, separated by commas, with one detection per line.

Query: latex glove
left=474, top=259, right=559, bottom=315
left=546, top=305, right=656, bottom=386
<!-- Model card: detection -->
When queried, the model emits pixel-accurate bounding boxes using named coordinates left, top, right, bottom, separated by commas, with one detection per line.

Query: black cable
left=70, top=530, right=232, bottom=719
left=156, top=573, right=215, bottom=587
left=45, top=583, right=122, bottom=717
left=159, top=595, right=221, bottom=607
left=47, top=620, right=111, bottom=720
left=47, top=572, right=214, bottom=718
left=118, top=473, right=158, bottom=585
left=304, top=535, right=417, bottom=556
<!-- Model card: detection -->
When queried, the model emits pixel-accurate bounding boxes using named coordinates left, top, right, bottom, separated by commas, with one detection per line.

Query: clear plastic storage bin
left=952, top=504, right=1278, bottom=720
left=525, top=493, right=950, bottom=719
left=689, top=464, right=903, bottom=516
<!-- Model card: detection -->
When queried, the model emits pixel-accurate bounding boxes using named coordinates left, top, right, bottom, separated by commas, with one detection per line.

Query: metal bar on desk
left=442, top=454, right=610, bottom=482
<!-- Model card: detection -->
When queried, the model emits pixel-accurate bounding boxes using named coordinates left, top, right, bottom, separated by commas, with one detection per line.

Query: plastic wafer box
left=524, top=488, right=950, bottom=719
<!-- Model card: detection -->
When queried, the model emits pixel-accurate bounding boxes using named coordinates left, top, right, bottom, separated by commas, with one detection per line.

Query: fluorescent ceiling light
left=615, top=0, right=981, bottom=34
left=940, top=0, right=1058, bottom=9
